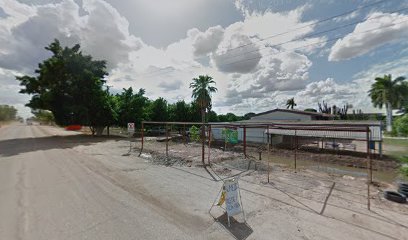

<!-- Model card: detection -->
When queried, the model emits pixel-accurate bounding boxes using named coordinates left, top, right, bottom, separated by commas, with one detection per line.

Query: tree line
left=0, top=105, right=17, bottom=121
left=16, top=39, right=408, bottom=136
left=16, top=40, right=250, bottom=135
left=113, top=90, right=252, bottom=128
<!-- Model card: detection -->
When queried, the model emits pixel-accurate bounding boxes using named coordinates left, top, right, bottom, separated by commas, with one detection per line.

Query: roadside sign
left=224, top=178, right=242, bottom=216
left=222, top=128, right=239, bottom=144
left=127, top=122, right=135, bottom=133
left=209, top=177, right=245, bottom=227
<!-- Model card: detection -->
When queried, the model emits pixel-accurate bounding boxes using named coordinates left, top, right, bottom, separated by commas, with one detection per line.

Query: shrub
left=190, top=125, right=200, bottom=142
left=393, top=114, right=408, bottom=137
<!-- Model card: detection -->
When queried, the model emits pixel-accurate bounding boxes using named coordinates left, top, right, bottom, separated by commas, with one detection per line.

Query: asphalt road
left=0, top=124, right=227, bottom=240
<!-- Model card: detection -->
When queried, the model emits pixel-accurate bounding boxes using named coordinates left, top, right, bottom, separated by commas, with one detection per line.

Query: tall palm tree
left=190, top=75, right=218, bottom=124
left=189, top=75, right=217, bottom=164
left=369, top=74, right=408, bottom=132
left=286, top=97, right=297, bottom=109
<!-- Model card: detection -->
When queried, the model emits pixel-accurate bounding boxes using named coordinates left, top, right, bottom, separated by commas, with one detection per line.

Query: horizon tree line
left=15, top=39, right=408, bottom=136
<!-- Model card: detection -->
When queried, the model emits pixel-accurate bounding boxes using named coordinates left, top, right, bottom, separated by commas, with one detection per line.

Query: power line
left=219, top=0, right=390, bottom=54
left=135, top=0, right=390, bottom=78
left=139, top=19, right=408, bottom=80
left=220, top=6, right=408, bottom=62
left=219, top=19, right=408, bottom=68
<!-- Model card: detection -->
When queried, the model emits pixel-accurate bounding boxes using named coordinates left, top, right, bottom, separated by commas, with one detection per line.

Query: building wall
left=211, top=127, right=283, bottom=144
left=251, top=111, right=312, bottom=121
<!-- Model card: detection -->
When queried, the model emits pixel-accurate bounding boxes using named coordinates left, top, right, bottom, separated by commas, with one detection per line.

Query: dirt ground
left=136, top=137, right=400, bottom=171
left=5, top=124, right=406, bottom=239
left=102, top=137, right=408, bottom=239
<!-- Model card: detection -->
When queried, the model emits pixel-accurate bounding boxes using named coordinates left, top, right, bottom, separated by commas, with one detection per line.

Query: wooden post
left=166, top=124, right=169, bottom=158
left=139, top=122, right=144, bottom=156
left=243, top=126, right=247, bottom=158
left=366, top=126, right=371, bottom=210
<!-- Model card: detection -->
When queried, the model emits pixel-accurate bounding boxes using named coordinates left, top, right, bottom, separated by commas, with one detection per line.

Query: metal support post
left=166, top=124, right=169, bottom=157
left=243, top=126, right=247, bottom=158
left=139, top=122, right=144, bottom=156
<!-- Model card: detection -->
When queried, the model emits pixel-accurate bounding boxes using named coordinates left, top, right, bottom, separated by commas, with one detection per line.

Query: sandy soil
left=99, top=137, right=408, bottom=239
left=136, top=137, right=400, bottom=171
left=1, top=124, right=407, bottom=239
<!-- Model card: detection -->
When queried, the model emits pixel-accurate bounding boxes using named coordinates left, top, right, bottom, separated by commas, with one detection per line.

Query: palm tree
left=286, top=97, right=297, bottom=109
left=369, top=74, right=408, bottom=132
left=189, top=75, right=217, bottom=164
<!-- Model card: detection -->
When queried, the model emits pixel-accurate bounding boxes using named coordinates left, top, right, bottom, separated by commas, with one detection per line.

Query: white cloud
left=108, top=4, right=322, bottom=115
left=295, top=55, right=408, bottom=113
left=296, top=78, right=358, bottom=107
left=329, top=12, right=408, bottom=61
left=0, top=0, right=142, bottom=72
left=4, top=0, right=402, bottom=118
left=241, top=5, right=315, bottom=44
left=333, top=10, right=360, bottom=23
left=191, top=25, right=224, bottom=56
left=159, top=80, right=183, bottom=91
left=212, top=25, right=262, bottom=73
left=0, top=69, right=31, bottom=118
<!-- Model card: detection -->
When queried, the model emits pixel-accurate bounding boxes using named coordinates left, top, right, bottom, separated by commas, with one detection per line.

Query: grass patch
left=383, top=138, right=408, bottom=162
left=399, top=155, right=408, bottom=163
left=383, top=138, right=408, bottom=146
left=382, top=139, right=408, bottom=179
left=400, top=165, right=408, bottom=177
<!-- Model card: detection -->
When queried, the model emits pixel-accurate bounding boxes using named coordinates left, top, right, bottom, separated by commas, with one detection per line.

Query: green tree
left=243, top=112, right=256, bottom=120
left=0, top=105, right=17, bottom=121
left=189, top=75, right=217, bottom=123
left=170, top=100, right=190, bottom=122
left=115, top=87, right=148, bottom=128
left=286, top=97, right=297, bottom=109
left=207, top=110, right=219, bottom=122
left=16, top=39, right=115, bottom=135
left=368, top=74, right=408, bottom=132
left=31, top=109, right=55, bottom=124
left=225, top=113, right=238, bottom=122
left=189, top=75, right=217, bottom=164
left=149, top=97, right=168, bottom=121
left=393, top=114, right=408, bottom=137
left=188, top=101, right=201, bottom=122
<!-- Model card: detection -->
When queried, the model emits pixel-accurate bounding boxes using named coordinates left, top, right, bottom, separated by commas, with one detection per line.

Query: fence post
left=294, top=129, right=297, bottom=173
left=366, top=126, right=371, bottom=210
left=139, top=122, right=144, bottom=156
left=243, top=126, right=247, bottom=158
left=208, top=125, right=211, bottom=166
left=166, top=124, right=169, bottom=158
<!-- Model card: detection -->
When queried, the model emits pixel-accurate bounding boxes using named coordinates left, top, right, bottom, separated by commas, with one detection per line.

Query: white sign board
left=127, top=122, right=135, bottom=133
left=224, top=178, right=241, bottom=217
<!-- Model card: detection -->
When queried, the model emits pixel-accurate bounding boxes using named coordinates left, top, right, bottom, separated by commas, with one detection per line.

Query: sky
left=1, top=0, right=408, bottom=118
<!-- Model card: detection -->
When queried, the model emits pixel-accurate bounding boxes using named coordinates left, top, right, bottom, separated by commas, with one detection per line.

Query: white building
left=210, top=109, right=382, bottom=154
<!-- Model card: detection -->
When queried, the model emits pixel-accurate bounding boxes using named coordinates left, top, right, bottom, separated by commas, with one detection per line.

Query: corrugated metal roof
left=209, top=120, right=382, bottom=141
left=265, top=127, right=381, bottom=141
left=252, top=108, right=335, bottom=118
left=237, top=119, right=382, bottom=126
